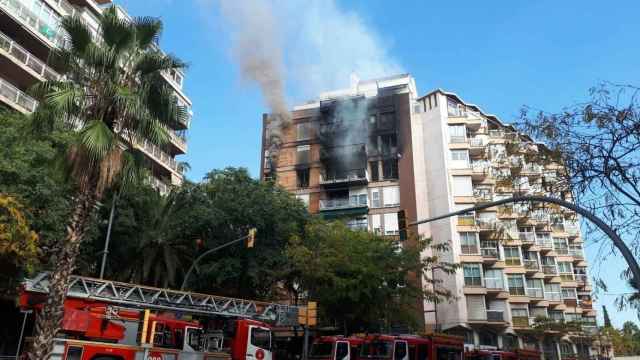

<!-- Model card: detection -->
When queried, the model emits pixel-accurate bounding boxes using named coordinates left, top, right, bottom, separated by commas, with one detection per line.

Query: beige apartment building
left=261, top=74, right=610, bottom=360
left=0, top=0, right=191, bottom=192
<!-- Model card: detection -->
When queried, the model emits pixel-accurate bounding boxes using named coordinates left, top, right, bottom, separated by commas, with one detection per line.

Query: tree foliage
left=286, top=220, right=456, bottom=333
left=602, top=321, right=640, bottom=356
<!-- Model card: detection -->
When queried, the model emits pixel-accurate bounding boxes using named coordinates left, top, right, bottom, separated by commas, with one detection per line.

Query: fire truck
left=308, top=336, right=364, bottom=360
left=19, top=273, right=300, bottom=360
left=465, top=349, right=541, bottom=360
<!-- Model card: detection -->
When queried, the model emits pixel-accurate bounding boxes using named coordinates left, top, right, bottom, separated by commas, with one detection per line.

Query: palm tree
left=27, top=7, right=187, bottom=360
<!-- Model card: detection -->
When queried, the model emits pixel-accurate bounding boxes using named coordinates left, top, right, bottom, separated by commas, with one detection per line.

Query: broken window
left=382, top=159, right=399, bottom=180
left=378, top=112, right=395, bottom=130
left=296, top=145, right=310, bottom=164
left=369, top=161, right=379, bottom=181
left=380, top=134, right=397, bottom=155
left=296, top=168, right=309, bottom=188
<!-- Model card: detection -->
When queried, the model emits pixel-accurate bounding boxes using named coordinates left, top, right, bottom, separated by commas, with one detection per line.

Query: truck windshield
left=436, top=347, right=462, bottom=360
left=309, top=343, right=334, bottom=358
left=360, top=341, right=393, bottom=358
left=251, top=327, right=272, bottom=351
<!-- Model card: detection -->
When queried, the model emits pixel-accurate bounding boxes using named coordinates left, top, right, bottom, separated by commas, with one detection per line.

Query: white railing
left=49, top=0, right=76, bottom=15
left=565, top=222, right=580, bottom=235
left=136, top=138, right=179, bottom=173
left=484, top=278, right=505, bottom=290
left=542, top=265, right=557, bottom=275
left=320, top=170, right=368, bottom=185
left=544, top=291, right=562, bottom=301
left=527, top=288, right=544, bottom=298
left=519, top=232, right=536, bottom=243
left=0, top=0, right=69, bottom=48
left=319, top=197, right=368, bottom=211
left=149, top=176, right=169, bottom=195
left=0, top=77, right=37, bottom=112
left=470, top=137, right=485, bottom=147
left=0, top=30, right=60, bottom=80
left=524, top=259, right=540, bottom=271
left=450, top=135, right=467, bottom=144
left=536, top=235, right=553, bottom=248
left=472, top=161, right=489, bottom=174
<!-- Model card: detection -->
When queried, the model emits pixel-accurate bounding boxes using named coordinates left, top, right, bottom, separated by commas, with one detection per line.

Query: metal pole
left=99, top=192, right=119, bottom=279
left=408, top=195, right=640, bottom=290
left=302, top=325, right=310, bottom=360
left=432, top=267, right=438, bottom=332
left=180, top=233, right=251, bottom=291
left=16, top=310, right=31, bottom=360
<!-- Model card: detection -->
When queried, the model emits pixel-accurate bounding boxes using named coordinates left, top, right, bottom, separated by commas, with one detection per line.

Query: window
left=371, top=214, right=382, bottom=234
left=449, top=125, right=467, bottom=143
left=553, top=238, right=569, bottom=255
left=452, top=176, right=473, bottom=197
left=507, top=275, right=525, bottom=296
left=549, top=310, right=564, bottom=321
left=370, top=161, right=379, bottom=181
left=394, top=342, right=407, bottom=360
left=450, top=150, right=470, bottom=168
left=371, top=189, right=381, bottom=208
left=347, top=217, right=368, bottom=231
left=484, top=269, right=504, bottom=289
left=250, top=327, right=272, bottom=350
left=545, top=283, right=562, bottom=301
left=448, top=99, right=462, bottom=117
left=296, top=194, right=309, bottom=207
left=511, top=307, right=529, bottom=326
left=562, top=288, right=577, bottom=300
left=336, top=342, right=349, bottom=360
left=526, top=279, right=544, bottom=298
left=296, top=122, right=312, bottom=140
left=381, top=134, right=398, bottom=154
left=382, top=159, right=399, bottom=179
left=466, top=295, right=486, bottom=320
left=296, top=168, right=310, bottom=188
left=383, top=186, right=400, bottom=207
left=460, top=232, right=479, bottom=254
left=296, top=145, right=310, bottom=164
left=503, top=246, right=521, bottom=266
left=463, top=264, right=482, bottom=286
left=558, top=262, right=573, bottom=280
left=384, top=213, right=399, bottom=235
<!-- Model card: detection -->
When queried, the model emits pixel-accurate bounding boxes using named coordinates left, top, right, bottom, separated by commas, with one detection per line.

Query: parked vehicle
left=309, top=336, right=364, bottom=360
left=358, top=334, right=463, bottom=360
left=465, top=349, right=541, bottom=360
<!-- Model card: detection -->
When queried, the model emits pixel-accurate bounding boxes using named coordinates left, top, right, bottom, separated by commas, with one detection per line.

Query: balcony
left=136, top=138, right=180, bottom=174
left=469, top=137, right=485, bottom=148
left=0, top=30, right=60, bottom=80
left=149, top=176, right=170, bottom=195
left=474, top=190, right=493, bottom=203
left=522, top=164, right=542, bottom=176
left=578, top=299, right=593, bottom=309
left=471, top=161, right=489, bottom=179
left=0, top=0, right=69, bottom=48
left=542, top=265, right=558, bottom=276
left=544, top=291, right=562, bottom=302
left=481, top=247, right=500, bottom=260
left=512, top=316, right=530, bottom=328
left=565, top=222, right=580, bottom=236
left=536, top=236, right=553, bottom=249
left=449, top=136, right=468, bottom=144
left=575, top=274, right=588, bottom=284
left=0, top=77, right=37, bottom=113
left=519, top=232, right=536, bottom=244
left=319, top=169, right=368, bottom=188
left=526, top=288, right=544, bottom=299
left=319, top=197, right=368, bottom=211
left=458, top=214, right=476, bottom=226
left=570, top=248, right=585, bottom=260
left=487, top=310, right=505, bottom=322
left=477, top=218, right=498, bottom=231
left=524, top=260, right=540, bottom=272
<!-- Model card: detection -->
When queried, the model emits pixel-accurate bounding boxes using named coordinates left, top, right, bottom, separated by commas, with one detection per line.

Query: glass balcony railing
left=0, top=76, right=37, bottom=112
left=319, top=197, right=368, bottom=211
left=487, top=310, right=505, bottom=322
left=484, top=278, right=505, bottom=290
left=0, top=30, right=60, bottom=80
left=526, top=288, right=544, bottom=298
left=457, top=214, right=476, bottom=226
left=319, top=169, right=368, bottom=185
left=519, top=232, right=536, bottom=243
left=512, top=316, right=530, bottom=327
left=0, top=0, right=69, bottom=48
left=544, top=291, right=562, bottom=301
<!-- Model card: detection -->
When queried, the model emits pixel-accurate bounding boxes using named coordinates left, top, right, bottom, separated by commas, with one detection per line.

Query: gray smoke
left=218, top=0, right=291, bottom=140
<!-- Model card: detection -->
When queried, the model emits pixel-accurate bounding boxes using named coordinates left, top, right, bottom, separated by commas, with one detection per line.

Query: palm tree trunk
left=27, top=189, right=96, bottom=360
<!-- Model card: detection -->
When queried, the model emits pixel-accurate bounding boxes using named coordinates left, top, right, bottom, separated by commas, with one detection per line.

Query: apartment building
left=0, top=0, right=191, bottom=192
left=261, top=75, right=610, bottom=360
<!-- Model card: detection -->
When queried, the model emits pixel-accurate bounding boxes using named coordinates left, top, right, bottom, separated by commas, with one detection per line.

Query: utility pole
left=99, top=192, right=119, bottom=279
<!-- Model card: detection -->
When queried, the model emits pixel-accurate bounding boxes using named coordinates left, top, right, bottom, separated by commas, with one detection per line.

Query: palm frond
left=119, top=148, right=150, bottom=192
left=79, top=120, right=117, bottom=162
left=134, top=51, right=186, bottom=77
left=60, top=16, right=93, bottom=54
left=134, top=16, right=162, bottom=48
left=83, top=44, right=119, bottom=73
left=100, top=6, right=136, bottom=53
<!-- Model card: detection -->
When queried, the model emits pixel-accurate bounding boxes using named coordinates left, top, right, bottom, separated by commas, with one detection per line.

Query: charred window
left=380, top=134, right=398, bottom=155
left=297, top=145, right=310, bottom=164
left=378, top=112, right=395, bottom=130
left=370, top=161, right=379, bottom=181
left=382, top=159, right=399, bottom=180
left=297, top=168, right=310, bottom=188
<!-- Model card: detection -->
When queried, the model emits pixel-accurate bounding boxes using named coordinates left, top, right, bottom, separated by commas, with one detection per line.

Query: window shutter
left=383, top=186, right=400, bottom=206
left=452, top=176, right=473, bottom=197
left=384, top=213, right=399, bottom=235
left=371, top=214, right=382, bottom=234
left=466, top=295, right=486, bottom=320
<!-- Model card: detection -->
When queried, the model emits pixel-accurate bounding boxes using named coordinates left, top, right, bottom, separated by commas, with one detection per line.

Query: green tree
left=27, top=7, right=187, bottom=360
left=603, top=305, right=612, bottom=328
left=287, top=220, right=456, bottom=333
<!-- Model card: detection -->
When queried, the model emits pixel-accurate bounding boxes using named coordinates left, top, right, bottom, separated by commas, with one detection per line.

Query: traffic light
left=397, top=210, right=407, bottom=241
left=246, top=228, right=257, bottom=248
left=298, top=301, right=318, bottom=327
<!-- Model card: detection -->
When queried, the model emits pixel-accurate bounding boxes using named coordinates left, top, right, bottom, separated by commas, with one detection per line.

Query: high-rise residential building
left=0, top=0, right=191, bottom=193
left=260, top=74, right=611, bottom=360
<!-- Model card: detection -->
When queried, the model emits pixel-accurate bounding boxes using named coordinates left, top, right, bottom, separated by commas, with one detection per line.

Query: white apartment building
left=0, top=0, right=191, bottom=192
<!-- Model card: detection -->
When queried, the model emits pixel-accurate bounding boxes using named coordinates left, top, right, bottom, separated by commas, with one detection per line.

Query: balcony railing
left=458, top=215, right=476, bottom=226
left=519, top=232, right=536, bottom=243
left=575, top=274, right=588, bottom=284
left=450, top=136, right=467, bottom=144
left=136, top=138, right=180, bottom=173
left=544, top=291, right=562, bottom=301
left=481, top=247, right=500, bottom=259
left=149, top=176, right=169, bottom=195
left=477, top=218, right=498, bottom=230
left=0, top=0, right=69, bottom=48
left=565, top=222, right=580, bottom=236
left=472, top=161, right=489, bottom=174
left=470, top=137, right=485, bottom=147
left=0, top=30, right=60, bottom=80
left=487, top=310, right=505, bottom=322
left=489, top=129, right=504, bottom=138
left=536, top=236, right=553, bottom=248
left=524, top=260, right=540, bottom=271
left=474, top=191, right=493, bottom=202
left=527, top=288, right=544, bottom=298
left=542, top=265, right=558, bottom=275
left=0, top=77, right=37, bottom=112
left=485, top=278, right=505, bottom=290
left=512, top=316, right=530, bottom=327
left=570, top=248, right=584, bottom=260
left=319, top=197, right=368, bottom=211
left=319, top=169, right=368, bottom=185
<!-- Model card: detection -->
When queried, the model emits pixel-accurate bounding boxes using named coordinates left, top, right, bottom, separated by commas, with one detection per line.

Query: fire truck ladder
left=24, top=272, right=300, bottom=326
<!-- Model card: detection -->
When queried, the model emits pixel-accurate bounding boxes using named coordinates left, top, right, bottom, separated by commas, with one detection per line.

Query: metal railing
left=542, top=265, right=558, bottom=275
left=524, top=259, right=540, bottom=271
left=0, top=30, right=60, bottom=80
left=0, top=77, right=37, bottom=112
left=474, top=190, right=493, bottom=202
left=519, top=232, right=536, bottom=243
left=319, top=197, right=367, bottom=211
left=527, top=288, right=544, bottom=298
left=545, top=291, right=562, bottom=301
left=481, top=247, right=500, bottom=259
left=536, top=236, right=553, bottom=248
left=470, top=137, right=485, bottom=147
left=320, top=169, right=368, bottom=185
left=458, top=214, right=476, bottom=226
left=0, top=0, right=69, bottom=48
left=136, top=138, right=179, bottom=173
left=167, top=128, right=187, bottom=150
left=487, top=310, right=504, bottom=322
left=484, top=278, right=505, bottom=290
left=512, top=316, right=530, bottom=327
left=450, top=135, right=467, bottom=144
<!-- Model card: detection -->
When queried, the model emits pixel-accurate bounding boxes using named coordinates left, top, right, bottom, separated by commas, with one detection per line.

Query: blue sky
left=116, top=0, right=640, bottom=327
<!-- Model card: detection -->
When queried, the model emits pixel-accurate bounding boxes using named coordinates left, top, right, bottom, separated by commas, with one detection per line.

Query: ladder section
left=24, top=273, right=299, bottom=326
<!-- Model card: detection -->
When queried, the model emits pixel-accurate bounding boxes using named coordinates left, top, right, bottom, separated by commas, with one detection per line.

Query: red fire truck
left=465, top=349, right=541, bottom=360
left=309, top=336, right=364, bottom=360
left=19, top=273, right=299, bottom=360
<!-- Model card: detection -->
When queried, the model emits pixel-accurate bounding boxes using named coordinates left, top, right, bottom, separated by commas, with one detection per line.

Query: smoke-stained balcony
left=319, top=192, right=369, bottom=219
left=319, top=168, right=368, bottom=188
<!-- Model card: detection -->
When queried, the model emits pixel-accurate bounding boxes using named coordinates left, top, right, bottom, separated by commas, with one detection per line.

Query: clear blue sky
left=116, top=0, right=640, bottom=327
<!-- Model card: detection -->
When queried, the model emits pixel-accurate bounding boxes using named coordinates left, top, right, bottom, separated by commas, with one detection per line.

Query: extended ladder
left=24, top=272, right=299, bottom=326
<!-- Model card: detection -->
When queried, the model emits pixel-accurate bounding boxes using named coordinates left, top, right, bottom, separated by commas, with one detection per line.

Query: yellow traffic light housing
left=246, top=228, right=257, bottom=248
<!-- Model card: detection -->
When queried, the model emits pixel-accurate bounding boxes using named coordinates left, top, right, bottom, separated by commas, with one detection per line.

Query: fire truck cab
left=309, top=336, right=364, bottom=360
left=359, top=334, right=463, bottom=360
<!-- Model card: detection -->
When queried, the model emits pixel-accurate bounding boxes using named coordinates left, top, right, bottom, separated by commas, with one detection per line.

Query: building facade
left=261, top=75, right=609, bottom=359
left=0, top=0, right=191, bottom=192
